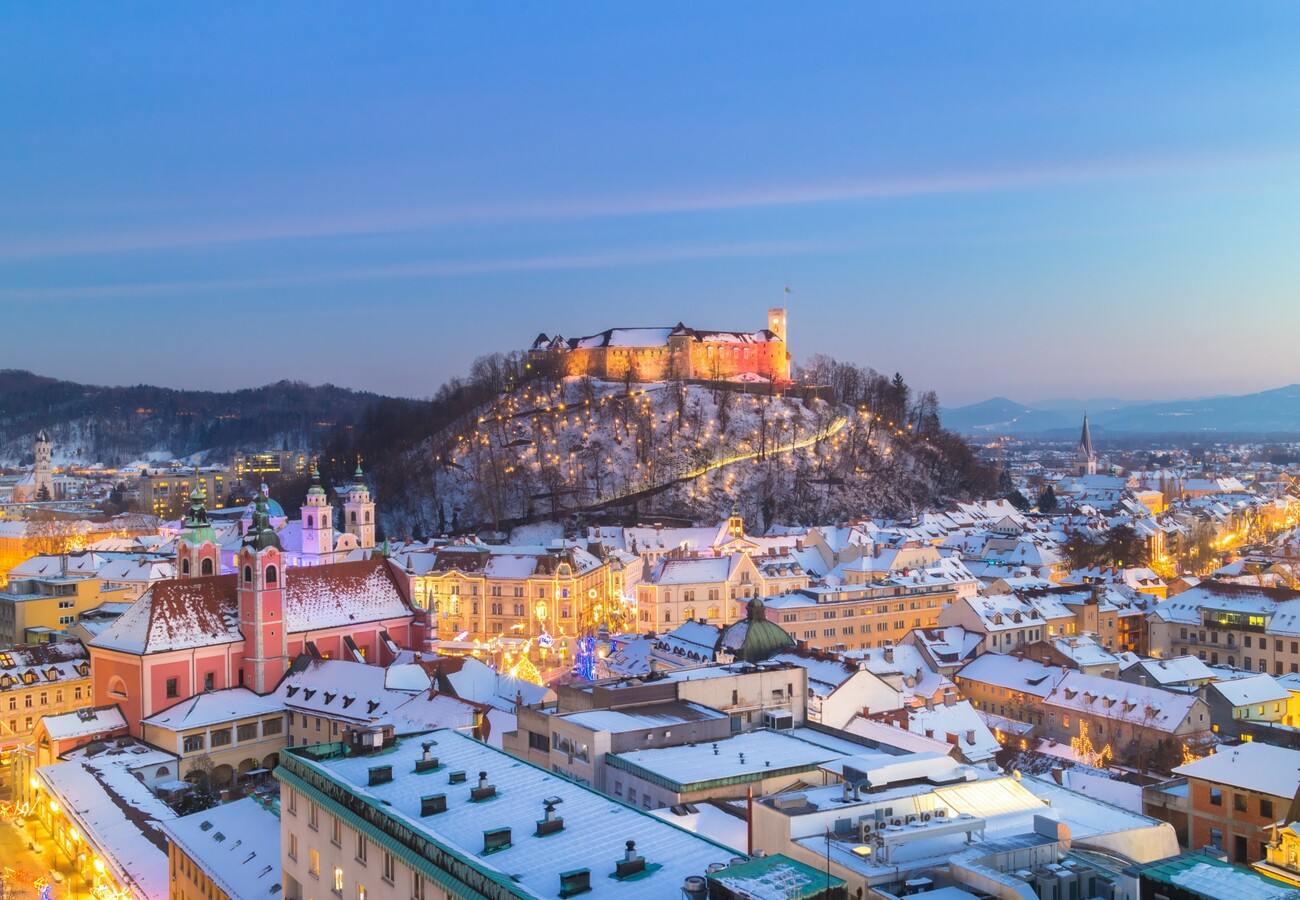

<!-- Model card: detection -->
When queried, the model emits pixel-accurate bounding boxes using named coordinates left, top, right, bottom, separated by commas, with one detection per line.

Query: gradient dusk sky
left=4, top=3, right=1300, bottom=405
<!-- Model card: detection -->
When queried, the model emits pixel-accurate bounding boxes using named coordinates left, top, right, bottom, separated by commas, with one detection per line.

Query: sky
left=4, top=3, right=1300, bottom=406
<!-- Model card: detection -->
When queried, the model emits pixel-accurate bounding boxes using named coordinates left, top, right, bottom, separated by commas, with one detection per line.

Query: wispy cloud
left=0, top=236, right=859, bottom=302
left=1, top=149, right=1288, bottom=262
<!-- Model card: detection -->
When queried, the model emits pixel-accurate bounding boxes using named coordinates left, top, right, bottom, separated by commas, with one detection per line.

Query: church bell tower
left=239, top=488, right=288, bottom=694
left=343, top=463, right=376, bottom=550
left=301, top=462, right=335, bottom=563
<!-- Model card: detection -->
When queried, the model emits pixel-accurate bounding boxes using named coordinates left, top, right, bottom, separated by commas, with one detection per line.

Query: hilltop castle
left=530, top=308, right=790, bottom=383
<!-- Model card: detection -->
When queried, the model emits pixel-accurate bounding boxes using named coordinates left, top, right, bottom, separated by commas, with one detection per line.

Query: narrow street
left=0, top=814, right=81, bottom=900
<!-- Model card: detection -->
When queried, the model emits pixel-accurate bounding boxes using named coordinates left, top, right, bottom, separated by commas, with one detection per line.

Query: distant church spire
left=1077, top=413, right=1098, bottom=476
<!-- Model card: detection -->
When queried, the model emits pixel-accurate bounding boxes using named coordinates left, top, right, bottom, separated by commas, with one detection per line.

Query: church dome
left=717, top=598, right=795, bottom=663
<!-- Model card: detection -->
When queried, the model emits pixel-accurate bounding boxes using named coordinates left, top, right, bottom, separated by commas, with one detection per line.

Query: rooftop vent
left=683, top=875, right=708, bottom=899
left=614, top=840, right=645, bottom=880
left=367, top=765, right=393, bottom=786
left=558, top=869, right=591, bottom=897
left=536, top=797, right=565, bottom=837
left=420, top=794, right=447, bottom=816
left=449, top=770, right=467, bottom=784
left=470, top=771, right=497, bottom=802
left=482, top=827, right=512, bottom=854
left=414, top=754, right=441, bottom=774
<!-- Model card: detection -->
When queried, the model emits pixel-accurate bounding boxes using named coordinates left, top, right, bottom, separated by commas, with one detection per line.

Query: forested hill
left=0, top=369, right=383, bottom=467
left=319, top=352, right=998, bottom=539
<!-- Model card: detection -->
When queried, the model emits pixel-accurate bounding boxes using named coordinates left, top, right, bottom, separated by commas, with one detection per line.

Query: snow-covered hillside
left=389, top=376, right=980, bottom=535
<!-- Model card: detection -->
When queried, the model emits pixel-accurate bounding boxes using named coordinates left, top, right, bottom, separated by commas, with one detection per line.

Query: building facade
left=530, top=309, right=791, bottom=383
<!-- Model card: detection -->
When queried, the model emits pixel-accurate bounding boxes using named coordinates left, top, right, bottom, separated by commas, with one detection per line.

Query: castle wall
left=548, top=339, right=788, bottom=382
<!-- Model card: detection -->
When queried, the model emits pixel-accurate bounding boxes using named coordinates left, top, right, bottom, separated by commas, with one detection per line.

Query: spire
left=244, top=485, right=283, bottom=551
left=1079, top=413, right=1096, bottom=459
left=307, top=459, right=326, bottom=497
left=354, top=460, right=365, bottom=483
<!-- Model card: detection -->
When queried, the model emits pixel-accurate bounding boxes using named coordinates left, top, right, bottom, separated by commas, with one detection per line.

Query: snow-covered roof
left=1174, top=742, right=1300, bottom=797
left=1045, top=672, right=1203, bottom=733
left=955, top=654, right=1066, bottom=699
left=161, top=798, right=281, bottom=898
left=38, top=741, right=178, bottom=900
left=608, top=727, right=886, bottom=789
left=1208, top=673, right=1291, bottom=709
left=41, top=705, right=127, bottom=741
left=285, top=729, right=741, bottom=899
left=276, top=658, right=431, bottom=723
left=143, top=688, right=284, bottom=731
left=559, top=702, right=726, bottom=734
left=442, top=655, right=555, bottom=711
left=1126, top=655, right=1218, bottom=687
left=90, top=557, right=412, bottom=654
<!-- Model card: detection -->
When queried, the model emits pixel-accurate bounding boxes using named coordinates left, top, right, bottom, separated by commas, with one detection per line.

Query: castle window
left=181, top=559, right=190, bottom=575
left=307, top=515, right=314, bottom=528
left=201, top=558, right=213, bottom=576
left=244, top=565, right=253, bottom=584
left=365, top=511, right=370, bottom=523
left=351, top=512, right=357, bottom=523
left=266, top=565, right=278, bottom=584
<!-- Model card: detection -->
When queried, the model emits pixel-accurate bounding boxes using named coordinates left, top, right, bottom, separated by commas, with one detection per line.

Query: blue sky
left=4, top=3, right=1300, bottom=405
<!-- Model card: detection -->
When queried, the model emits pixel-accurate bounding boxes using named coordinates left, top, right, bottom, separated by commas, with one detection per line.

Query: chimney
left=943, top=692, right=956, bottom=708
left=536, top=798, right=565, bottom=837
left=1138, top=674, right=1147, bottom=688
left=420, top=794, right=447, bottom=816
left=615, top=840, right=646, bottom=880
left=965, top=729, right=976, bottom=745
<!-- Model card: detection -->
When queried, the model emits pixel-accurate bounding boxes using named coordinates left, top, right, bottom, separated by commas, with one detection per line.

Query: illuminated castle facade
left=530, top=308, right=790, bottom=383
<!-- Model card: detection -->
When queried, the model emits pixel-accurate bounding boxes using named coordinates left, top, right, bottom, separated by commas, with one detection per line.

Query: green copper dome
left=718, top=598, right=795, bottom=663
left=243, top=486, right=283, bottom=551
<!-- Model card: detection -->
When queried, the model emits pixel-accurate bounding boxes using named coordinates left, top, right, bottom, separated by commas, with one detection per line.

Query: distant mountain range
left=0, top=369, right=385, bottom=467
left=941, top=384, right=1300, bottom=438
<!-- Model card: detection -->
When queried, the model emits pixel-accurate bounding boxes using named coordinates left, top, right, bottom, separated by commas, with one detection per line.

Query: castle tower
left=301, top=461, right=335, bottom=563
left=343, top=463, right=376, bottom=549
left=767, top=307, right=790, bottom=381
left=33, top=430, right=53, bottom=500
left=239, top=487, right=287, bottom=694
left=176, top=479, right=219, bottom=578
left=767, top=307, right=787, bottom=343
left=1077, top=414, right=1098, bottom=476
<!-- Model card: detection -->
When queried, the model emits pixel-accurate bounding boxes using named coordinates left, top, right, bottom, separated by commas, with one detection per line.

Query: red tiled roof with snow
left=90, top=558, right=412, bottom=655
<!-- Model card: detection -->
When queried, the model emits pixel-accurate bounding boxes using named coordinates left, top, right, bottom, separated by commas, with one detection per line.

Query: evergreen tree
left=1007, top=489, right=1031, bottom=512
left=1037, top=485, right=1059, bottom=513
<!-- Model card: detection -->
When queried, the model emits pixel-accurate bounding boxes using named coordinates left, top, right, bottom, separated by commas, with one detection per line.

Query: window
left=309, top=802, right=319, bottom=829
left=183, top=734, right=205, bottom=752
left=238, top=722, right=258, bottom=741
left=382, top=852, right=395, bottom=883
left=1209, top=828, right=1223, bottom=851
left=356, top=835, right=368, bottom=863
left=331, top=816, right=342, bottom=846
left=413, top=872, right=425, bottom=900
left=1210, top=787, right=1222, bottom=807
left=287, top=788, right=297, bottom=815
left=211, top=728, right=231, bottom=747
left=1234, top=793, right=1248, bottom=812
left=263, top=717, right=283, bottom=735
left=204, top=672, right=215, bottom=691
left=166, top=678, right=179, bottom=698
left=333, top=866, right=344, bottom=893
left=288, top=833, right=298, bottom=860
left=1262, top=798, right=1275, bottom=818
left=306, top=848, right=321, bottom=877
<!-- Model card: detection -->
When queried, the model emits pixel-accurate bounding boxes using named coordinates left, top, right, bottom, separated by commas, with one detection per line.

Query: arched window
left=243, top=565, right=253, bottom=584
left=107, top=676, right=128, bottom=699
left=156, top=766, right=171, bottom=778
left=350, top=511, right=357, bottom=523
left=684, top=607, right=696, bottom=621
left=201, top=558, right=214, bottom=576
left=307, top=515, right=314, bottom=528
left=181, top=558, right=190, bottom=575
left=266, top=565, right=278, bottom=584
left=365, top=511, right=370, bottom=523
left=664, top=610, right=672, bottom=622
